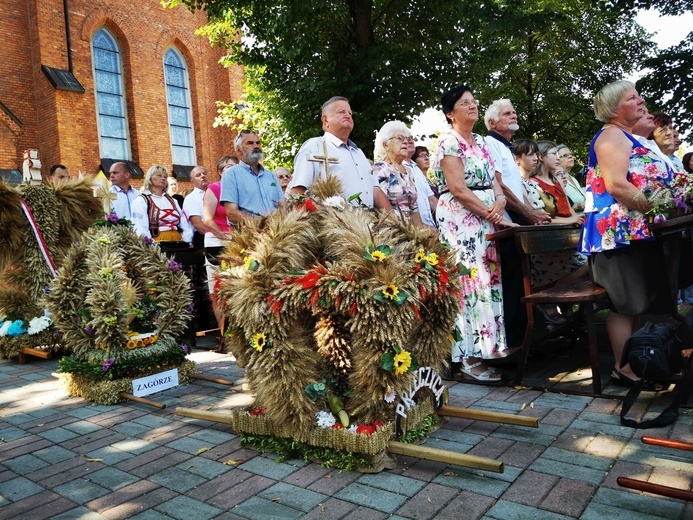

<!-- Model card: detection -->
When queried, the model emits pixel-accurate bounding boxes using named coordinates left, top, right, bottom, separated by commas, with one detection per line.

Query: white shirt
left=291, top=132, right=377, bottom=207
left=406, top=160, right=436, bottom=228
left=484, top=134, right=524, bottom=221
left=130, top=191, right=194, bottom=243
left=183, top=187, right=205, bottom=219
left=110, top=185, right=140, bottom=219
left=634, top=136, right=676, bottom=171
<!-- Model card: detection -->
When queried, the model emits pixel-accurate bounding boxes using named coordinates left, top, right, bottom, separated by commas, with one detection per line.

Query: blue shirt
left=219, top=161, right=284, bottom=217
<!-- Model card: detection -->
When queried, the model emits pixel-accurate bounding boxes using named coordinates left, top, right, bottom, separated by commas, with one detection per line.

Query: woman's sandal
left=610, top=370, right=662, bottom=391
left=460, top=359, right=502, bottom=382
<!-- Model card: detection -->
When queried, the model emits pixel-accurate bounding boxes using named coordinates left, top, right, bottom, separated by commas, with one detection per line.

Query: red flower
left=438, top=269, right=449, bottom=286
left=592, top=177, right=606, bottom=195
left=297, top=271, right=320, bottom=289
left=309, top=288, right=320, bottom=306
left=356, top=425, right=375, bottom=435
left=596, top=217, right=610, bottom=235
left=303, top=199, right=317, bottom=211
left=372, top=420, right=384, bottom=430
left=348, top=302, right=357, bottom=315
left=332, top=422, right=343, bottom=429
left=634, top=147, right=649, bottom=155
left=249, top=406, right=266, bottom=416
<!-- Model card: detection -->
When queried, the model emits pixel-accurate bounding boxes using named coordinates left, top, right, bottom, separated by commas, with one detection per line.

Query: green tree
left=164, top=0, right=653, bottom=165
left=621, top=1, right=693, bottom=134
left=461, top=0, right=653, bottom=163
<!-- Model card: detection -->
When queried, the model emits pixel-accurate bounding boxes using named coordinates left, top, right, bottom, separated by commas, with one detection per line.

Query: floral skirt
left=437, top=192, right=507, bottom=361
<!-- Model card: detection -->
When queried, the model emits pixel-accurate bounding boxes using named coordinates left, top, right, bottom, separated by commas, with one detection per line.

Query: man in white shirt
left=290, top=96, right=391, bottom=210
left=183, top=165, right=211, bottom=248
left=109, top=162, right=140, bottom=219
left=484, top=99, right=550, bottom=225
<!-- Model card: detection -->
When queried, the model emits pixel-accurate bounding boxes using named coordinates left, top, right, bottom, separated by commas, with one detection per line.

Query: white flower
left=348, top=424, right=358, bottom=434
left=316, top=410, right=336, bottom=428
left=384, top=389, right=397, bottom=403
left=0, top=320, right=11, bottom=337
left=323, top=196, right=346, bottom=211
left=27, top=316, right=51, bottom=335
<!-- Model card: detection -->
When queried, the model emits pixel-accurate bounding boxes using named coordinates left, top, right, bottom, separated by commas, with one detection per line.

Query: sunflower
left=425, top=253, right=439, bottom=266
left=383, top=284, right=399, bottom=300
left=393, top=349, right=412, bottom=374
left=370, top=250, right=386, bottom=262
left=250, top=332, right=267, bottom=352
left=243, top=256, right=254, bottom=270
left=414, top=248, right=426, bottom=263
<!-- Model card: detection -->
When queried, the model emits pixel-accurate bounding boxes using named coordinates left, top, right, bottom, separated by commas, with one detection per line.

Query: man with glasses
left=290, top=96, right=391, bottom=210
left=483, top=99, right=551, bottom=225
left=220, top=130, right=285, bottom=225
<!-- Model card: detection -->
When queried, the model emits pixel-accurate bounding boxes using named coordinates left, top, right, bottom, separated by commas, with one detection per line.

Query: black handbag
left=619, top=318, right=691, bottom=429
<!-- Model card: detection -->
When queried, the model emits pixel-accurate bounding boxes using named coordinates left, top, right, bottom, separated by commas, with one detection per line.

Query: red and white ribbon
left=19, top=198, right=58, bottom=277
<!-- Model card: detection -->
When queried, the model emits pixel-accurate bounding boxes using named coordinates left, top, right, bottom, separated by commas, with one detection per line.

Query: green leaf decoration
left=373, top=292, right=387, bottom=303
left=394, top=291, right=408, bottom=305
left=380, top=351, right=395, bottom=372
left=409, top=354, right=419, bottom=372
left=347, top=192, right=362, bottom=203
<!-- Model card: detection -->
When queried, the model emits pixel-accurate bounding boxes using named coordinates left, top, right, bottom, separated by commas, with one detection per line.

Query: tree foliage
left=621, top=1, right=693, bottom=134
left=164, top=0, right=654, bottom=166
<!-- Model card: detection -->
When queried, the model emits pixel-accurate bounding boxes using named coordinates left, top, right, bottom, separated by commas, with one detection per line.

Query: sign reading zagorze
left=132, top=369, right=179, bottom=397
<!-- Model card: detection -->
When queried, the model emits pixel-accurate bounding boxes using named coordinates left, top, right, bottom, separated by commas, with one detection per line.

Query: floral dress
left=580, top=129, right=675, bottom=254
left=431, top=131, right=506, bottom=361
left=373, top=161, right=419, bottom=222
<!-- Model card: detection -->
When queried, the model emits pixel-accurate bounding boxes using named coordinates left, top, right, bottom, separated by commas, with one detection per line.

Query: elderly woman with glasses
left=432, top=84, right=516, bottom=382
left=580, top=80, right=679, bottom=387
left=373, top=121, right=429, bottom=229
left=131, top=165, right=193, bottom=245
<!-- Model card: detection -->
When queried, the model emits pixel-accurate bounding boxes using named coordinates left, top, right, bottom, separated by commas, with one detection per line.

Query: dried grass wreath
left=45, top=220, right=194, bottom=404
left=216, top=176, right=463, bottom=456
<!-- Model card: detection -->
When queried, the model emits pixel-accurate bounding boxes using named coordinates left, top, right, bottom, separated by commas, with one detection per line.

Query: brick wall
left=0, top=0, right=243, bottom=187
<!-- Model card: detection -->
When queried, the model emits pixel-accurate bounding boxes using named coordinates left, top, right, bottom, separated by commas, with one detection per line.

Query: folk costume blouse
left=579, top=128, right=675, bottom=254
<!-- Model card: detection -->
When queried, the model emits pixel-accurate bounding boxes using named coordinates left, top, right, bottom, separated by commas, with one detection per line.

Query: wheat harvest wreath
left=44, top=219, right=195, bottom=404
left=202, top=176, right=468, bottom=471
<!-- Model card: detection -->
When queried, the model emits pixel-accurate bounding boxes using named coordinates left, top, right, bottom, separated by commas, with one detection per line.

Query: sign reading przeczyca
left=132, top=368, right=179, bottom=397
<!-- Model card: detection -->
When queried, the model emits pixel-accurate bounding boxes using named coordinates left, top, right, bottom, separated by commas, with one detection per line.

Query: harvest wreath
left=205, top=176, right=466, bottom=469
left=0, top=179, right=101, bottom=357
left=44, top=218, right=195, bottom=404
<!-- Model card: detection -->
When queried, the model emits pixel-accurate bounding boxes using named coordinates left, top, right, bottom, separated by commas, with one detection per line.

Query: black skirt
left=590, top=239, right=677, bottom=316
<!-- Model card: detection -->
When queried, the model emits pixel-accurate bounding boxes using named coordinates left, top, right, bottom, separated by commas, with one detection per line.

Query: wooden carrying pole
left=119, top=392, right=166, bottom=409
left=189, top=373, right=234, bottom=386
left=176, top=407, right=234, bottom=425
left=439, top=405, right=539, bottom=428
left=641, top=435, right=693, bottom=452
left=388, top=441, right=503, bottom=473
left=617, top=477, right=693, bottom=502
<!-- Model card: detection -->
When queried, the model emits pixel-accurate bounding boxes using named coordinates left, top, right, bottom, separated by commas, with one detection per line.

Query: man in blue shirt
left=220, top=130, right=285, bottom=225
left=109, top=162, right=140, bottom=219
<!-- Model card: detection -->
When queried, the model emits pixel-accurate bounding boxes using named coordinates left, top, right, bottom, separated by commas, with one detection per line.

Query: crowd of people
left=45, top=82, right=691, bottom=387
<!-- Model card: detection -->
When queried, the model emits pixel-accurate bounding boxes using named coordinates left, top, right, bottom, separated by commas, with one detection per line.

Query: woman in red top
left=528, top=141, right=583, bottom=225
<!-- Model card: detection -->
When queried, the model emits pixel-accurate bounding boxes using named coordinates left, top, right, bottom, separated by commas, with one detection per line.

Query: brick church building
left=0, top=0, right=242, bottom=186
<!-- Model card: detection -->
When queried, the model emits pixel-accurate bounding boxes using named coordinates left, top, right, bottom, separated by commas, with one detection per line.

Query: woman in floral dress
left=432, top=85, right=515, bottom=381
left=580, top=80, right=676, bottom=387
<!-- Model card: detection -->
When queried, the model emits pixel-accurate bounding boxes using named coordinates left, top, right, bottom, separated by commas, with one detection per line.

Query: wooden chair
left=513, top=225, right=607, bottom=394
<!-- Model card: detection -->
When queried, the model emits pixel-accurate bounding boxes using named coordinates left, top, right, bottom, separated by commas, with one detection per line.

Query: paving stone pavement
left=0, top=347, right=691, bottom=519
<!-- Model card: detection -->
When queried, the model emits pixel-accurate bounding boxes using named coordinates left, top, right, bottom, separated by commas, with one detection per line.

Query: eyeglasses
left=416, top=152, right=430, bottom=158
left=558, top=153, right=574, bottom=159
left=545, top=151, right=558, bottom=156
left=455, top=99, right=479, bottom=109
left=389, top=135, right=415, bottom=143
left=277, top=174, right=291, bottom=179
